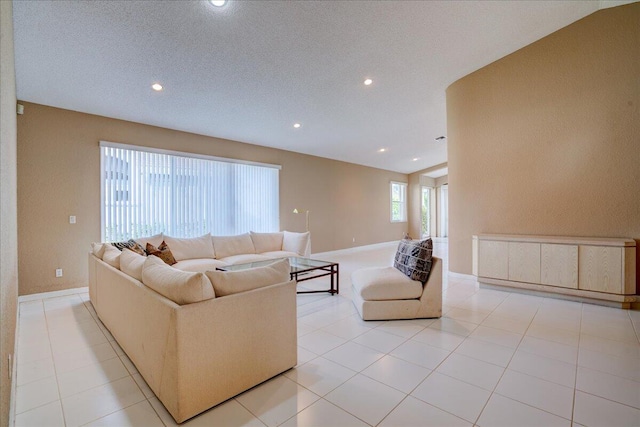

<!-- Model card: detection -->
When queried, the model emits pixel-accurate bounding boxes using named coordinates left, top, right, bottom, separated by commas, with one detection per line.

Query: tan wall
left=447, top=3, right=640, bottom=283
left=17, top=103, right=407, bottom=295
left=0, top=1, right=18, bottom=425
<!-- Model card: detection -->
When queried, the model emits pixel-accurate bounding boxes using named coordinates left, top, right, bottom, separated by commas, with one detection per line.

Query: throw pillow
left=205, top=258, right=290, bottom=297
left=91, top=242, right=106, bottom=259
left=145, top=241, right=177, bottom=265
left=111, top=239, right=146, bottom=256
left=282, top=231, right=310, bottom=257
left=120, top=248, right=146, bottom=281
left=134, top=233, right=164, bottom=249
left=393, top=237, right=433, bottom=283
left=102, top=244, right=122, bottom=269
left=142, top=256, right=215, bottom=305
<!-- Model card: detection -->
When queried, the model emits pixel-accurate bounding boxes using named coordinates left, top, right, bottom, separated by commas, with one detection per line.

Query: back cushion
left=164, top=234, right=215, bottom=261
left=250, top=231, right=284, bottom=253
left=212, top=233, right=256, bottom=258
left=282, top=231, right=310, bottom=257
left=134, top=233, right=164, bottom=249
left=102, top=245, right=121, bottom=269
left=205, top=258, right=290, bottom=297
left=142, top=256, right=215, bottom=305
left=393, top=238, right=433, bottom=283
left=120, top=248, right=146, bottom=281
left=91, top=242, right=106, bottom=259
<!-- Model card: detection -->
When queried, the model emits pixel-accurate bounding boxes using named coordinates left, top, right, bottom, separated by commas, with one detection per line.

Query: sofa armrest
left=169, top=280, right=298, bottom=422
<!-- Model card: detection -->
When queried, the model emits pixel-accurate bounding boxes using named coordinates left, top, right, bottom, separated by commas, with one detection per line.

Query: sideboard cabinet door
left=478, top=240, right=509, bottom=280
left=541, top=244, right=578, bottom=289
left=578, top=246, right=623, bottom=293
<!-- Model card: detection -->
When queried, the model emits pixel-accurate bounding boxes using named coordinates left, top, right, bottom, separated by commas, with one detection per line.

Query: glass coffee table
left=218, top=257, right=339, bottom=295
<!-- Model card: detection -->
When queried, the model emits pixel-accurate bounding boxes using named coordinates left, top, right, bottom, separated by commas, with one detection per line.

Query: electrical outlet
left=352, top=237, right=356, bottom=243
left=69, top=215, right=76, bottom=224
left=8, top=354, right=12, bottom=379
left=55, top=268, right=63, bottom=278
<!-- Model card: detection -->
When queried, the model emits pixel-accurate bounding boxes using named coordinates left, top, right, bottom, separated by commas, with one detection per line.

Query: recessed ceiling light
left=378, top=148, right=387, bottom=153
left=364, top=78, right=373, bottom=86
left=412, top=157, right=419, bottom=161
left=151, top=83, right=163, bottom=91
left=293, top=123, right=301, bottom=129
left=209, top=0, right=226, bottom=6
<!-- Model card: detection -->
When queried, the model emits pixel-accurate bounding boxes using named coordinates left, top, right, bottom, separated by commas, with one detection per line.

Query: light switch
left=69, top=216, right=76, bottom=224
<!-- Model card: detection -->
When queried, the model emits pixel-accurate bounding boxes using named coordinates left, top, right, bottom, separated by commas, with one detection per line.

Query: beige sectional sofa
left=88, top=231, right=308, bottom=423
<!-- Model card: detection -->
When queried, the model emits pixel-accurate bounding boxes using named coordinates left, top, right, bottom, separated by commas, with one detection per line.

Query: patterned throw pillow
left=145, top=241, right=177, bottom=266
left=393, top=237, right=433, bottom=283
left=111, top=239, right=146, bottom=256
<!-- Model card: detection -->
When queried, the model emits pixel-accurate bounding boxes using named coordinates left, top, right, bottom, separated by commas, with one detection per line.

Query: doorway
left=421, top=186, right=431, bottom=237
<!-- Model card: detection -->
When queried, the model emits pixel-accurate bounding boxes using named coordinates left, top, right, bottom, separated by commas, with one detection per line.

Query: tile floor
left=13, top=241, right=640, bottom=426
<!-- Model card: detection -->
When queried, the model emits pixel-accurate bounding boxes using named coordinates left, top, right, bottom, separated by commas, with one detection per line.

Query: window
left=101, top=142, right=280, bottom=242
left=421, top=186, right=431, bottom=237
left=390, top=181, right=407, bottom=222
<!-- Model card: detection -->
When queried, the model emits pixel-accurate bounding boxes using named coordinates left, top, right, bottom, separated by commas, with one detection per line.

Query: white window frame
left=100, top=141, right=281, bottom=241
left=390, top=181, right=408, bottom=223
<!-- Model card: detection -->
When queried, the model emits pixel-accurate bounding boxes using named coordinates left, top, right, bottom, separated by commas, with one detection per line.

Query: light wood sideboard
left=472, top=234, right=637, bottom=308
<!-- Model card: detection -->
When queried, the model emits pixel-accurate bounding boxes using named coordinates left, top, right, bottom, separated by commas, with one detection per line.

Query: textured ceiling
left=13, top=0, right=622, bottom=173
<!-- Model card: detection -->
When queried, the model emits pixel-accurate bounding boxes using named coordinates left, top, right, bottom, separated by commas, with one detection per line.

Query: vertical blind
left=100, top=142, right=280, bottom=242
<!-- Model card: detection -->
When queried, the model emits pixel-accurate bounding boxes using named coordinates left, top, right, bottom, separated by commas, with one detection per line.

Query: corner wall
left=0, top=1, right=19, bottom=425
left=17, top=103, right=408, bottom=295
left=447, top=3, right=640, bottom=279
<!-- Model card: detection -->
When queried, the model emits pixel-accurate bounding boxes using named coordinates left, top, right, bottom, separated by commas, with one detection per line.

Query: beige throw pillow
left=282, top=231, right=310, bottom=257
left=102, top=244, right=121, bottom=269
left=205, top=258, right=290, bottom=297
left=250, top=231, right=284, bottom=253
left=163, top=233, right=215, bottom=261
left=91, top=242, right=106, bottom=259
left=120, top=248, right=146, bottom=281
left=142, top=256, right=215, bottom=305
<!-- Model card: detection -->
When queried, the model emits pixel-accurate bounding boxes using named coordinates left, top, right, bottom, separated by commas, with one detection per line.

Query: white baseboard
left=448, top=271, right=475, bottom=281
left=18, top=286, right=89, bottom=303
left=312, top=241, right=399, bottom=258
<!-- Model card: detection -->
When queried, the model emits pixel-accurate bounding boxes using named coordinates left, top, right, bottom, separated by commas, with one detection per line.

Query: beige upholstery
left=283, top=231, right=311, bottom=257
left=89, top=253, right=297, bottom=423
left=250, top=231, right=284, bottom=253
left=205, top=259, right=290, bottom=297
left=351, top=257, right=443, bottom=320
left=212, top=233, right=256, bottom=258
left=134, top=233, right=164, bottom=249
left=141, top=256, right=215, bottom=305
left=102, top=244, right=121, bottom=269
left=164, top=233, right=215, bottom=261
left=218, top=253, right=272, bottom=265
left=120, top=249, right=146, bottom=281
left=172, top=258, right=228, bottom=273
left=260, top=250, right=300, bottom=259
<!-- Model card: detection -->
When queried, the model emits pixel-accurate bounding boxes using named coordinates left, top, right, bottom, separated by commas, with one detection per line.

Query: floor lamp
left=292, top=208, right=310, bottom=232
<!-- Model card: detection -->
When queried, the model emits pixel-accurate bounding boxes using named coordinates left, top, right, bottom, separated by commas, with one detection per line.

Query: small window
left=390, top=181, right=407, bottom=222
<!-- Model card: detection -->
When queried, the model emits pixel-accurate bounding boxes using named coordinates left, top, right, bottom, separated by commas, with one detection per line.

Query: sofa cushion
left=352, top=266, right=423, bottom=301
left=282, top=231, right=310, bottom=257
left=205, top=258, right=290, bottom=297
left=134, top=233, right=164, bottom=249
left=164, top=234, right=215, bottom=261
left=145, top=241, right=177, bottom=266
left=217, top=254, right=272, bottom=265
left=394, top=238, right=433, bottom=283
left=261, top=251, right=300, bottom=259
left=102, top=245, right=122, bottom=269
left=111, top=239, right=146, bottom=256
left=91, top=242, right=106, bottom=259
left=120, top=248, right=146, bottom=281
left=212, top=233, right=256, bottom=258
left=173, top=258, right=228, bottom=273
left=142, top=255, right=215, bottom=305
left=250, top=231, right=284, bottom=253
